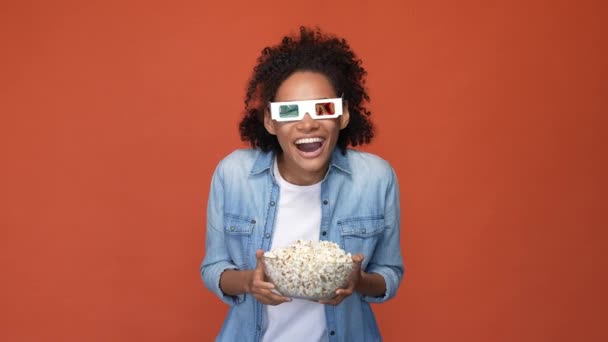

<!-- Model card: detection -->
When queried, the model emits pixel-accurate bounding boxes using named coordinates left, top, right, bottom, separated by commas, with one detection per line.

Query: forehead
left=275, top=71, right=337, bottom=102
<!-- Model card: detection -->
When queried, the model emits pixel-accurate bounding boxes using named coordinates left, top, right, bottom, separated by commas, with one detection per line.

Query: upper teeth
left=295, top=137, right=324, bottom=144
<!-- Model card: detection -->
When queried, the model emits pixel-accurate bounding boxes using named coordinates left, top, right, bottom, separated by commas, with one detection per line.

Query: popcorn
left=263, top=240, right=354, bottom=299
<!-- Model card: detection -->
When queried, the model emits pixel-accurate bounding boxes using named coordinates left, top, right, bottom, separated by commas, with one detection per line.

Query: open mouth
left=295, top=137, right=325, bottom=153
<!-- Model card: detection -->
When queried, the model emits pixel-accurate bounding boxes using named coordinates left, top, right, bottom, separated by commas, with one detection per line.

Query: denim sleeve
left=362, top=167, right=405, bottom=303
left=200, top=162, right=246, bottom=305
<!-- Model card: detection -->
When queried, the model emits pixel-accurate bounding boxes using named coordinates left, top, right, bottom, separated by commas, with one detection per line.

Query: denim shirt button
left=330, top=330, right=335, bottom=336
left=264, top=233, right=271, bottom=239
left=229, top=226, right=235, bottom=231
left=323, top=200, right=328, bottom=205
left=269, top=201, right=276, bottom=206
left=322, top=231, right=327, bottom=236
left=251, top=219, right=256, bottom=224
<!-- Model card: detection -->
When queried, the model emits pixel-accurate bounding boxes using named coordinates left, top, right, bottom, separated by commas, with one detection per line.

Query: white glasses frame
left=269, top=96, right=344, bottom=122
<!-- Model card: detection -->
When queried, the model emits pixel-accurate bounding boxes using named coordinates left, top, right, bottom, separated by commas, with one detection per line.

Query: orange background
left=1, top=0, right=606, bottom=341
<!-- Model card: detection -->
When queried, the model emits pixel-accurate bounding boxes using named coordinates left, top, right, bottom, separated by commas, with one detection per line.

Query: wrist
left=354, top=270, right=367, bottom=293
left=243, top=270, right=253, bottom=293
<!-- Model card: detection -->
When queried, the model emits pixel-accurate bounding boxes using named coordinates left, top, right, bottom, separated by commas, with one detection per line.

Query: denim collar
left=250, top=148, right=352, bottom=176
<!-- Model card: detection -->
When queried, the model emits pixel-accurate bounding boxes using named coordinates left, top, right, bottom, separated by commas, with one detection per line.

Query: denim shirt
left=201, top=148, right=404, bottom=342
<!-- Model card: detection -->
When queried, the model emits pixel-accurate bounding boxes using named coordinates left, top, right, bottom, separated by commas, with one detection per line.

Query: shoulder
left=345, top=149, right=395, bottom=178
left=219, top=148, right=261, bottom=167
left=214, top=148, right=270, bottom=178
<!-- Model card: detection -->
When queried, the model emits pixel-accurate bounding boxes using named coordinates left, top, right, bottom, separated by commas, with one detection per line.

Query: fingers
left=319, top=292, right=347, bottom=306
left=252, top=249, right=291, bottom=305
left=254, top=291, right=292, bottom=306
left=251, top=282, right=291, bottom=305
left=320, top=254, right=365, bottom=306
left=319, top=285, right=355, bottom=306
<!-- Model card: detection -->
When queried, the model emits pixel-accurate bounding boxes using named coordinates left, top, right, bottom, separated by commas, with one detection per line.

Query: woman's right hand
left=248, top=249, right=292, bottom=306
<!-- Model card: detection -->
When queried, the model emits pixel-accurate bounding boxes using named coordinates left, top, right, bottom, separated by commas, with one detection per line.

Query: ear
left=263, top=108, right=277, bottom=135
left=339, top=101, right=350, bottom=130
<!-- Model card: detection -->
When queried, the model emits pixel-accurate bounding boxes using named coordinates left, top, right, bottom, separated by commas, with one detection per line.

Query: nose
left=297, top=113, right=319, bottom=131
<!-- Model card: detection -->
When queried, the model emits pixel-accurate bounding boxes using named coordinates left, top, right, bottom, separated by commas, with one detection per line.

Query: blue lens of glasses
left=279, top=104, right=300, bottom=118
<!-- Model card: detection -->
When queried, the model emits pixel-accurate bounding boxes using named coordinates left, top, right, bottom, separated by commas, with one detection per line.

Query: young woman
left=201, top=26, right=404, bottom=342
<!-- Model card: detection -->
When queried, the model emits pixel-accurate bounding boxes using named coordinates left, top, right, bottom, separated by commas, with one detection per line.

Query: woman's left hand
left=318, top=253, right=364, bottom=306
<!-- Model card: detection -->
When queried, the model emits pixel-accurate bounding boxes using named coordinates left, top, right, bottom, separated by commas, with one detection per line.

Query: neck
left=276, top=154, right=328, bottom=186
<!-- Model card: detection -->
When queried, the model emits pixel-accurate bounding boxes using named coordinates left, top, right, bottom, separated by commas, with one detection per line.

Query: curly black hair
left=238, top=26, right=374, bottom=153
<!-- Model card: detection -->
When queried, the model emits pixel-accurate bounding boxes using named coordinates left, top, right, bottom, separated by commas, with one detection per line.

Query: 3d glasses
left=269, top=97, right=344, bottom=122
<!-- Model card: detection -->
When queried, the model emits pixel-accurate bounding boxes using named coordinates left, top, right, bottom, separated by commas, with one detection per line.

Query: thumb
left=351, top=254, right=364, bottom=274
left=352, top=253, right=364, bottom=265
left=254, top=249, right=268, bottom=282
left=256, top=249, right=264, bottom=261
left=255, top=249, right=265, bottom=271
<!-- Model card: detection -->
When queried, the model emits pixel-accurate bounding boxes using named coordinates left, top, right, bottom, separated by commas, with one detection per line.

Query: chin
left=298, top=158, right=329, bottom=173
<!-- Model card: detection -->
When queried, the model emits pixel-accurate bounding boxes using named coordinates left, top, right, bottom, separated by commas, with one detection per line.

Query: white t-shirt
left=262, top=160, right=328, bottom=342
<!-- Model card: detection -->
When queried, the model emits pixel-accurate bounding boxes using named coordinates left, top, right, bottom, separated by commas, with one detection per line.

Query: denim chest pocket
left=224, top=213, right=256, bottom=269
left=338, top=215, right=385, bottom=259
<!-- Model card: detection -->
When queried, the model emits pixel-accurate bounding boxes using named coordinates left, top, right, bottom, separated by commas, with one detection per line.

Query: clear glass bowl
left=262, top=255, right=354, bottom=300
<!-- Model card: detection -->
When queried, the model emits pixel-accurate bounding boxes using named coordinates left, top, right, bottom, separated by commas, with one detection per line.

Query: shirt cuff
left=202, top=261, right=246, bottom=306
left=360, top=266, right=399, bottom=303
